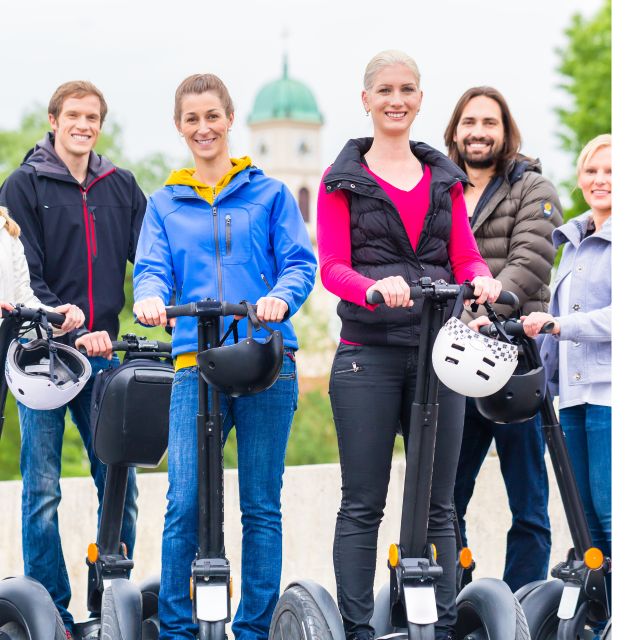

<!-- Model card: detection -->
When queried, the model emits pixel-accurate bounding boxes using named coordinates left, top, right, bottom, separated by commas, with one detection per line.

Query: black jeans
left=454, top=398, right=551, bottom=592
left=329, top=343, right=465, bottom=638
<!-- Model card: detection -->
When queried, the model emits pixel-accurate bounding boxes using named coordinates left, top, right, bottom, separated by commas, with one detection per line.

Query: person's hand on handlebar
left=256, top=296, right=288, bottom=323
left=133, top=296, right=176, bottom=328
left=467, top=276, right=502, bottom=306
left=467, top=315, right=492, bottom=333
left=521, top=312, right=559, bottom=338
left=75, top=330, right=114, bottom=359
left=0, top=301, right=15, bottom=313
left=365, top=276, right=414, bottom=309
left=53, top=303, right=85, bottom=333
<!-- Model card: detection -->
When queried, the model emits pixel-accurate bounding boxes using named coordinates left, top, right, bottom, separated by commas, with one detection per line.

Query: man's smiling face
left=49, top=94, right=102, bottom=161
left=454, top=95, right=505, bottom=170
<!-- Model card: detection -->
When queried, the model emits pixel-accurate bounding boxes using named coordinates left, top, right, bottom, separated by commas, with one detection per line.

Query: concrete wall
left=0, top=456, right=571, bottom=626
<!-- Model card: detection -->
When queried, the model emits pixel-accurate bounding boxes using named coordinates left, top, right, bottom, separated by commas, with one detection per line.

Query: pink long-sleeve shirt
left=317, top=164, right=491, bottom=309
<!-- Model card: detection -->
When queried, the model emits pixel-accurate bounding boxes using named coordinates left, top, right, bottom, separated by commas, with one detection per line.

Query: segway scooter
left=0, top=305, right=173, bottom=640
left=477, top=320, right=611, bottom=640
left=161, top=298, right=283, bottom=640
left=269, top=278, right=530, bottom=640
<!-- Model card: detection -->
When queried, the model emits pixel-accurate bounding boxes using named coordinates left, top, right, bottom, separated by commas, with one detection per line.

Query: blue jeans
left=454, top=398, right=551, bottom=591
left=18, top=356, right=138, bottom=631
left=559, top=404, right=611, bottom=558
left=159, top=351, right=298, bottom=640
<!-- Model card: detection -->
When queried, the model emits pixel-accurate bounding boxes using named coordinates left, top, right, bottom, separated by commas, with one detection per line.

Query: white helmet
left=4, top=338, right=91, bottom=410
left=432, top=317, right=518, bottom=397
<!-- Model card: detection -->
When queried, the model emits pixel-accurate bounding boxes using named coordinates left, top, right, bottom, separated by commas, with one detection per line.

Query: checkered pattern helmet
left=432, top=317, right=518, bottom=397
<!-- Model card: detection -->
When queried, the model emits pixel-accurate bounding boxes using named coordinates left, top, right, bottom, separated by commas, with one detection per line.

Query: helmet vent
left=482, top=357, right=495, bottom=367
left=451, top=343, right=465, bottom=352
left=476, top=370, right=490, bottom=381
left=445, top=356, right=459, bottom=365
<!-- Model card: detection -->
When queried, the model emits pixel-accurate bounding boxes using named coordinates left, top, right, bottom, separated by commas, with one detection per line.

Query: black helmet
left=196, top=302, right=284, bottom=397
left=475, top=363, right=546, bottom=424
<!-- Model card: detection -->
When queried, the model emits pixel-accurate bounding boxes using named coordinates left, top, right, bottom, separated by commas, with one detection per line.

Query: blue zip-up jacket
left=133, top=165, right=317, bottom=356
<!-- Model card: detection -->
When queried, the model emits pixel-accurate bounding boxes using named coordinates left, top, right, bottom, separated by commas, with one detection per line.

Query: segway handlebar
left=478, top=319, right=556, bottom=338
left=166, top=299, right=254, bottom=319
left=1, top=305, right=66, bottom=327
left=110, top=334, right=172, bottom=354
left=365, top=281, right=519, bottom=307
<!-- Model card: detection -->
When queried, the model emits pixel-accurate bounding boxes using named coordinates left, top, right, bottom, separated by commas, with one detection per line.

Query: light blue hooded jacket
left=133, top=166, right=317, bottom=356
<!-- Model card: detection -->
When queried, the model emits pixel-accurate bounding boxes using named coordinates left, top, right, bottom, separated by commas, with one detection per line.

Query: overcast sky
left=2, top=0, right=603, bottom=202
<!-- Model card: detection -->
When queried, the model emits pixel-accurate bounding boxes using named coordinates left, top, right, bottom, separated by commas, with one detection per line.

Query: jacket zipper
left=89, top=211, right=98, bottom=258
left=212, top=205, right=223, bottom=307
left=79, top=168, right=116, bottom=332
left=225, top=214, right=231, bottom=253
left=260, top=273, right=273, bottom=290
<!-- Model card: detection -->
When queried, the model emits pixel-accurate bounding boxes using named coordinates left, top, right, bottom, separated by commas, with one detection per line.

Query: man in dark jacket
left=0, top=80, right=145, bottom=637
left=443, top=87, right=563, bottom=591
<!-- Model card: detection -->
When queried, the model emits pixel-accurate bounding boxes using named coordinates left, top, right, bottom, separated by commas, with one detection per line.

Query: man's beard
left=458, top=139, right=499, bottom=169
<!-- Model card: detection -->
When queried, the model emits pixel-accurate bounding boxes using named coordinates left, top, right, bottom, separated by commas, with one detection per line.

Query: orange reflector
left=190, top=577, right=194, bottom=600
left=584, top=547, right=604, bottom=570
left=120, top=542, right=128, bottom=558
left=87, top=543, right=99, bottom=564
left=459, top=547, right=473, bottom=569
left=230, top=576, right=233, bottom=599
left=388, top=544, right=400, bottom=568
left=431, top=544, right=437, bottom=562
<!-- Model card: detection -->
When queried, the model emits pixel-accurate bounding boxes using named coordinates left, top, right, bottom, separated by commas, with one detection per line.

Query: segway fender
left=513, top=580, right=548, bottom=603
left=371, top=582, right=393, bottom=638
left=557, top=601, right=589, bottom=640
left=138, top=575, right=160, bottom=621
left=0, top=576, right=65, bottom=640
left=456, top=578, right=529, bottom=640
left=285, top=580, right=346, bottom=640
left=103, top=579, right=142, bottom=640
left=516, top=579, right=564, bottom=639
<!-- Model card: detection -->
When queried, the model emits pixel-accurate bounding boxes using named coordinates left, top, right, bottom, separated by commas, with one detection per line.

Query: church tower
left=248, top=55, right=323, bottom=238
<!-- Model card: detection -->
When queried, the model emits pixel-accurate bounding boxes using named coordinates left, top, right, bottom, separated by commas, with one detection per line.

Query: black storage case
left=91, top=358, right=174, bottom=468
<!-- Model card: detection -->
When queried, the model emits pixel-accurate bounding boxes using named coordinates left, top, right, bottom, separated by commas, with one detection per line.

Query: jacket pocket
left=221, top=207, right=251, bottom=265
left=595, top=341, right=611, bottom=365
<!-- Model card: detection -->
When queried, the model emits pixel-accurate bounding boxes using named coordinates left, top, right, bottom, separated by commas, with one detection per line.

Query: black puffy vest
left=324, top=138, right=467, bottom=346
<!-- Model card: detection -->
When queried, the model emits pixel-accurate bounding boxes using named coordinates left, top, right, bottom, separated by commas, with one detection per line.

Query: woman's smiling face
left=578, top=144, right=612, bottom=215
left=362, top=63, right=422, bottom=137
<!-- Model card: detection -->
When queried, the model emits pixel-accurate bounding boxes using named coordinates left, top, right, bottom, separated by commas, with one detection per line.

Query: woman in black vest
left=317, top=50, right=502, bottom=640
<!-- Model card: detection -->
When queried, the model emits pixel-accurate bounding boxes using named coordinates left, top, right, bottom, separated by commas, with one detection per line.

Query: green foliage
left=556, top=0, right=611, bottom=220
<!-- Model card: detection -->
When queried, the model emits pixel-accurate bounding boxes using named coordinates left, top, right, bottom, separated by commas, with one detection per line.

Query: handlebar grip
left=165, top=303, right=196, bottom=319
left=1, top=307, right=67, bottom=326
left=478, top=319, right=554, bottom=338
left=366, top=287, right=424, bottom=305
left=220, top=302, right=251, bottom=317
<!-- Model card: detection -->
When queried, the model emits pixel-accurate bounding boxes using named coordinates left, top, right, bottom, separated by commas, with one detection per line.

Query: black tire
left=101, top=587, right=123, bottom=640
left=269, top=585, right=333, bottom=640
left=408, top=622, right=436, bottom=640
left=516, top=580, right=563, bottom=640
left=0, top=576, right=66, bottom=640
left=456, top=578, right=530, bottom=640
left=138, top=577, right=160, bottom=622
left=198, top=620, right=226, bottom=639
left=0, top=622, right=28, bottom=640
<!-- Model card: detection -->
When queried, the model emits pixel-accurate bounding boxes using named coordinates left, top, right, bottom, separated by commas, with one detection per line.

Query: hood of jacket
left=23, top=132, right=114, bottom=181
left=553, top=210, right=612, bottom=249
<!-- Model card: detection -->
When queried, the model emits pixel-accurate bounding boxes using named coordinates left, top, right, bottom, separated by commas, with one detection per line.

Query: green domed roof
left=248, top=56, right=323, bottom=125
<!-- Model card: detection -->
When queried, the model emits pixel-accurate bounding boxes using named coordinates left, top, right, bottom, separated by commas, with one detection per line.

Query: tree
left=556, top=0, right=611, bottom=220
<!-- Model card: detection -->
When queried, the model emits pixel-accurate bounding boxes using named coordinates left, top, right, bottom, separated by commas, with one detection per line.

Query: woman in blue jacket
left=523, top=134, right=612, bottom=559
left=133, top=73, right=316, bottom=640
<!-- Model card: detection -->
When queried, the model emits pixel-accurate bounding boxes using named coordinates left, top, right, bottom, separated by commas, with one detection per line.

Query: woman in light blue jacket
left=523, top=134, right=612, bottom=558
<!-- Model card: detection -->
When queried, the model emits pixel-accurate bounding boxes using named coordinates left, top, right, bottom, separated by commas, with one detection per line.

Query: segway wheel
left=455, top=578, right=530, bottom=640
left=101, top=580, right=142, bottom=640
left=0, top=576, right=67, bottom=640
left=515, top=579, right=563, bottom=640
left=198, top=620, right=226, bottom=639
left=269, top=585, right=332, bottom=640
left=408, top=622, right=436, bottom=639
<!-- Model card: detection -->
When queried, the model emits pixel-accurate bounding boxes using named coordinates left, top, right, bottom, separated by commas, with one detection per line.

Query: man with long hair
left=444, top=86, right=562, bottom=591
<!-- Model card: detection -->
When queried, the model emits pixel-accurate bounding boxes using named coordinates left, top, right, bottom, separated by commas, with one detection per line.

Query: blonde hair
left=0, top=207, right=20, bottom=238
left=363, top=50, right=421, bottom=91
left=576, top=134, right=612, bottom=175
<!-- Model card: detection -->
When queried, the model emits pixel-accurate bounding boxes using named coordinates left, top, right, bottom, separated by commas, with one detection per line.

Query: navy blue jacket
left=0, top=133, right=146, bottom=339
